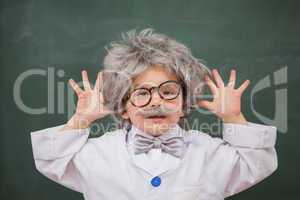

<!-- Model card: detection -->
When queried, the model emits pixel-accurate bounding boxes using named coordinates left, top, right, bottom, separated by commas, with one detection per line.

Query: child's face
left=121, top=65, right=184, bottom=136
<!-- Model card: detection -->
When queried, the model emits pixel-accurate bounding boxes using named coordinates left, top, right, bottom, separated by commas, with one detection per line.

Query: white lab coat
left=30, top=122, right=278, bottom=200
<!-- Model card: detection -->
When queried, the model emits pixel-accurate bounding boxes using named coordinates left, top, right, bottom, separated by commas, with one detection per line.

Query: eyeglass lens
left=130, top=81, right=181, bottom=107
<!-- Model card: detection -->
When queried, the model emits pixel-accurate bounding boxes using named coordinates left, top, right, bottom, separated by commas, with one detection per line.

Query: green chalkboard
left=1, top=0, right=299, bottom=199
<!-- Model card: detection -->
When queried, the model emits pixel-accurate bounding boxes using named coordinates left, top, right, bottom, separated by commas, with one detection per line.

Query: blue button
left=151, top=176, right=161, bottom=187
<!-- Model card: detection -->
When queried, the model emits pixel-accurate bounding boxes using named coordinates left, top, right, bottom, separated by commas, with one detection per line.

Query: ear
left=121, top=110, right=130, bottom=119
left=179, top=103, right=185, bottom=117
left=180, top=112, right=184, bottom=117
left=179, top=110, right=185, bottom=117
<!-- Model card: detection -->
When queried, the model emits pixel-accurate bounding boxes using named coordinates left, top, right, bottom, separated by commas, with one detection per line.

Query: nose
left=149, top=89, right=162, bottom=107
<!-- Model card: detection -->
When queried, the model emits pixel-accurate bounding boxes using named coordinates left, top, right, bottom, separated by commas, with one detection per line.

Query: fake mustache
left=136, top=106, right=176, bottom=118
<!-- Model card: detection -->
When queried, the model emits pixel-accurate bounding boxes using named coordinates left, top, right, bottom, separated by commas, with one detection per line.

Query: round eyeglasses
left=127, top=80, right=182, bottom=107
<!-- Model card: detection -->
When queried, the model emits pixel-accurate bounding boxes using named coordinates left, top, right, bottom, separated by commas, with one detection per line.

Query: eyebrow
left=133, top=79, right=179, bottom=89
left=133, top=83, right=152, bottom=89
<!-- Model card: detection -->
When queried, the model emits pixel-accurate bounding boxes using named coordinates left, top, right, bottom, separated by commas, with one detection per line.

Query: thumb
left=198, top=100, right=214, bottom=111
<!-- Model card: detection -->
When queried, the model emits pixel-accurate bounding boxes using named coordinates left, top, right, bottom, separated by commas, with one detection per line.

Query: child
left=30, top=29, right=277, bottom=200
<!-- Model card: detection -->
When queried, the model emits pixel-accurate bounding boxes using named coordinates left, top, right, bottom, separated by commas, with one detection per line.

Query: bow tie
left=133, top=130, right=186, bottom=158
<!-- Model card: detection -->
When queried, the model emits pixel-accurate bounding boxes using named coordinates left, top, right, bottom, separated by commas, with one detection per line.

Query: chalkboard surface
left=1, top=0, right=299, bottom=199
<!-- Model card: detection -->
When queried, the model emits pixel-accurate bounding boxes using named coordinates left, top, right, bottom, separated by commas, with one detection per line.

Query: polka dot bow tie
left=133, top=131, right=186, bottom=158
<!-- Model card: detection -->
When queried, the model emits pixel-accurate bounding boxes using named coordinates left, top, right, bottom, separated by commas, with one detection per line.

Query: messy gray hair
left=101, top=28, right=211, bottom=130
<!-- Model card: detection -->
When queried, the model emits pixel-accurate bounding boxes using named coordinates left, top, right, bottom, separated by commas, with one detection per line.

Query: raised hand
left=198, top=69, right=250, bottom=124
left=63, top=70, right=113, bottom=130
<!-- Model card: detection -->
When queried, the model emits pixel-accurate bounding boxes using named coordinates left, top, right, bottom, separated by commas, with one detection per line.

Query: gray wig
left=101, top=28, right=211, bottom=130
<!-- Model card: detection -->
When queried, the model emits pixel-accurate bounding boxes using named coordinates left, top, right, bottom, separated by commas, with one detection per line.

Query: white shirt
left=30, top=122, right=278, bottom=200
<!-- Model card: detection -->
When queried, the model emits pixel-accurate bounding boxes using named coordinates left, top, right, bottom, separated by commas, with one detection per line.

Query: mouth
left=146, top=115, right=167, bottom=119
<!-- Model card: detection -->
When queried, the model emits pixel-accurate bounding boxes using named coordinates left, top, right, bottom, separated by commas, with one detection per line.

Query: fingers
left=94, top=71, right=103, bottom=91
left=204, top=75, right=218, bottom=96
left=237, top=79, right=250, bottom=94
left=82, top=70, right=91, bottom=91
left=227, top=69, right=236, bottom=88
left=212, top=69, right=225, bottom=88
left=69, top=79, right=83, bottom=96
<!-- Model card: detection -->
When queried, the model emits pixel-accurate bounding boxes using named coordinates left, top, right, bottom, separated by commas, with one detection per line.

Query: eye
left=137, top=91, right=148, bottom=96
left=162, top=91, right=173, bottom=95
left=132, top=88, right=150, bottom=97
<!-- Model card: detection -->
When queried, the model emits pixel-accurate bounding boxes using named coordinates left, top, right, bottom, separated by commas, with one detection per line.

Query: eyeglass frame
left=125, top=80, right=183, bottom=108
